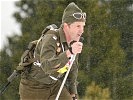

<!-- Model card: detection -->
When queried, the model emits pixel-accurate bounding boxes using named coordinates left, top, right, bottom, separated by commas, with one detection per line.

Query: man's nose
left=80, top=27, right=84, bottom=33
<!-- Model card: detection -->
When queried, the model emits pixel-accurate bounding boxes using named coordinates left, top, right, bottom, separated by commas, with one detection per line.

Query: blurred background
left=0, top=0, right=133, bottom=100
left=0, top=0, right=21, bottom=50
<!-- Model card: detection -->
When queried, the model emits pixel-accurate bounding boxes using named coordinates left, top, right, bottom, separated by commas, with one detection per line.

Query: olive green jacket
left=24, top=27, right=79, bottom=94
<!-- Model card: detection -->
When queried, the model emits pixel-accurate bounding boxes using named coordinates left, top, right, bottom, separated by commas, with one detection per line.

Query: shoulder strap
left=39, top=24, right=59, bottom=42
left=37, top=24, right=58, bottom=43
left=34, top=25, right=59, bottom=58
left=41, top=24, right=58, bottom=35
left=16, top=40, right=38, bottom=71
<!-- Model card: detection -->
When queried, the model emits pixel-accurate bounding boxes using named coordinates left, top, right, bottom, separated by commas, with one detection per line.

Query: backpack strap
left=16, top=40, right=38, bottom=71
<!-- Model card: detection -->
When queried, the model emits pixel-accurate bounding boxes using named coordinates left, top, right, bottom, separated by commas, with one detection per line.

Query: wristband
left=69, top=40, right=77, bottom=54
left=70, top=40, right=76, bottom=46
left=68, top=47, right=73, bottom=54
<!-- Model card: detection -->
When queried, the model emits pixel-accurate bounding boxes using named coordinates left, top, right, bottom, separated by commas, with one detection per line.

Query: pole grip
left=7, top=70, right=19, bottom=82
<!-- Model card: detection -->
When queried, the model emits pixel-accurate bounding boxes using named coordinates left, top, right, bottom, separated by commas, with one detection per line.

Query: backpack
left=7, top=24, right=58, bottom=81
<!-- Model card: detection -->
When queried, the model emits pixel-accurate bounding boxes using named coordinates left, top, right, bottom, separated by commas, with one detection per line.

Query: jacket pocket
left=29, top=64, right=57, bottom=84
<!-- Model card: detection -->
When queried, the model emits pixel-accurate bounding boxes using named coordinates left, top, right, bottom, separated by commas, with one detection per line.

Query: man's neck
left=63, top=28, right=71, bottom=44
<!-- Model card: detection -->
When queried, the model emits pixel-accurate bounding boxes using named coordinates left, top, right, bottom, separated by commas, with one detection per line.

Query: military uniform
left=19, top=27, right=79, bottom=100
left=19, top=2, right=86, bottom=100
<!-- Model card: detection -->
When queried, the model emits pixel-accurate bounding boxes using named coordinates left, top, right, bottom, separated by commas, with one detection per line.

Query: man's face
left=67, top=22, right=85, bottom=41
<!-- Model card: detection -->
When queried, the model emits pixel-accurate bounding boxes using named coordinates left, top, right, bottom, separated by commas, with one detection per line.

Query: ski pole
left=55, top=37, right=84, bottom=100
left=0, top=70, right=19, bottom=96
left=55, top=54, right=76, bottom=100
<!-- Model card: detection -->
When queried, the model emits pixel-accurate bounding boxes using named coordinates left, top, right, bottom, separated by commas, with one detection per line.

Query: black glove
left=70, top=40, right=77, bottom=46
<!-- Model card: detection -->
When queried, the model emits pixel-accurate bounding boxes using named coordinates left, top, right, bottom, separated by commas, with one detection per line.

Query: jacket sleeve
left=37, top=33, right=69, bottom=74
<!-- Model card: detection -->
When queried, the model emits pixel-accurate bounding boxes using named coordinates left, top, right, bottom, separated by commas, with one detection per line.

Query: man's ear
left=64, top=23, right=70, bottom=29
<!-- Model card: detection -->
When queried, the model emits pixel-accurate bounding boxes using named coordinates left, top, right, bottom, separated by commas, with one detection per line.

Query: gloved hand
left=69, top=41, right=83, bottom=55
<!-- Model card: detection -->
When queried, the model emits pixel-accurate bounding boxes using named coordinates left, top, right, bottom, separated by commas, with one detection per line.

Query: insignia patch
left=52, top=36, right=57, bottom=40
left=56, top=42, right=60, bottom=46
left=57, top=47, right=61, bottom=53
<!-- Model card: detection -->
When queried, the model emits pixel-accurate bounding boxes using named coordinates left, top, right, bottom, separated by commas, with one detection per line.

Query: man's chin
left=71, top=37, right=80, bottom=41
left=77, top=37, right=81, bottom=41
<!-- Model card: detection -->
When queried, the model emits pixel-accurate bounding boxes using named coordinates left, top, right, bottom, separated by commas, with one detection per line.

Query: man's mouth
left=77, top=34, right=81, bottom=37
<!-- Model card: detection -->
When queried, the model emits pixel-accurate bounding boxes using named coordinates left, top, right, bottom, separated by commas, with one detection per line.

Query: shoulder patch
left=52, top=35, right=57, bottom=40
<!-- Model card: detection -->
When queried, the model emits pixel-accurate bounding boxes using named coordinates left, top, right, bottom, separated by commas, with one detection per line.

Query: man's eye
left=77, top=25, right=80, bottom=27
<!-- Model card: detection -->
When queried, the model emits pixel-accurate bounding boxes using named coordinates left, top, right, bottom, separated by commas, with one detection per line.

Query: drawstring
left=61, top=43, right=65, bottom=52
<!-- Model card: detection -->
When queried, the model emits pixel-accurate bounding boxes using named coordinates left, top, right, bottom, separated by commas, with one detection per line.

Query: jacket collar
left=58, top=27, right=67, bottom=43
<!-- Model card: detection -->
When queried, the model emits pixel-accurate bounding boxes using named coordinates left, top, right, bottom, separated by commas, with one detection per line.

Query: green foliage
left=78, top=69, right=90, bottom=97
left=83, top=81, right=111, bottom=100
left=111, top=74, right=133, bottom=100
left=110, top=0, right=133, bottom=74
